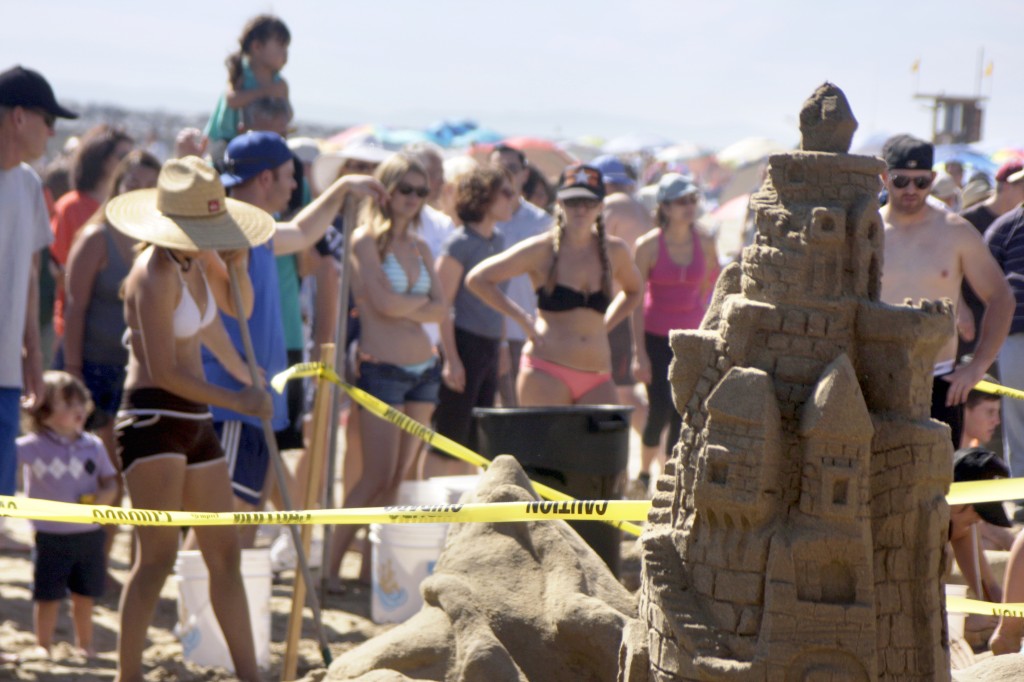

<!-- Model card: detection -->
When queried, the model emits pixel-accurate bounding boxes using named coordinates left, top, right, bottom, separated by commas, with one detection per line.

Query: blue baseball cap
left=656, top=174, right=700, bottom=204
left=591, top=154, right=635, bottom=187
left=221, top=131, right=294, bottom=188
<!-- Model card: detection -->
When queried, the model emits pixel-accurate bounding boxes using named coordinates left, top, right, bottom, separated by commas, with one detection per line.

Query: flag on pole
left=985, top=61, right=994, bottom=77
left=911, top=59, right=921, bottom=73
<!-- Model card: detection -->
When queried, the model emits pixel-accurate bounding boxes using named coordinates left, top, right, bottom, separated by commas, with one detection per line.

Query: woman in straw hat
left=106, top=156, right=274, bottom=682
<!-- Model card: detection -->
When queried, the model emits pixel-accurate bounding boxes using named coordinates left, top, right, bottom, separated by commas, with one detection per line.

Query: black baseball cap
left=557, top=163, right=606, bottom=201
left=953, top=447, right=1013, bottom=528
left=882, top=134, right=933, bottom=171
left=0, top=66, right=78, bottom=119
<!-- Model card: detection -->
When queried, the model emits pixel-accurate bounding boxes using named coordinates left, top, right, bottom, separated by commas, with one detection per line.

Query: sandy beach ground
left=0, top=512, right=392, bottom=682
left=0, top=424, right=647, bottom=681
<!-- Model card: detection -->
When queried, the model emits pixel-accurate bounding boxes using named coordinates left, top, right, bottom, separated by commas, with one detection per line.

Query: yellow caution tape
left=947, top=478, right=1024, bottom=506
left=0, top=495, right=651, bottom=527
left=274, top=362, right=645, bottom=537
left=947, top=595, right=1024, bottom=619
left=975, top=379, right=1024, bottom=402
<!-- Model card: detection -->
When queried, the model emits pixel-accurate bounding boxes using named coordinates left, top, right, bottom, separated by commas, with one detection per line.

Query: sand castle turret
left=622, top=83, right=954, bottom=681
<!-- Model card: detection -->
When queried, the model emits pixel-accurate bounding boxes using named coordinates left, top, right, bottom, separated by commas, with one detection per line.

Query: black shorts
left=33, top=529, right=106, bottom=601
left=608, top=319, right=635, bottom=386
left=932, top=370, right=963, bottom=449
left=116, top=388, right=225, bottom=474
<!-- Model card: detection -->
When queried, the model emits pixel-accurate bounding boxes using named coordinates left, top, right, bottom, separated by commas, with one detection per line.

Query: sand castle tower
left=622, top=83, right=954, bottom=681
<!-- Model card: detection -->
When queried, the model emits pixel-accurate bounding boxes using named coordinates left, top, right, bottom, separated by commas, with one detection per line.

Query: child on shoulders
left=205, top=14, right=293, bottom=154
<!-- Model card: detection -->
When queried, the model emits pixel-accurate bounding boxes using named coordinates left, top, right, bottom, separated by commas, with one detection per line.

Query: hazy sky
left=4, top=0, right=1022, bottom=150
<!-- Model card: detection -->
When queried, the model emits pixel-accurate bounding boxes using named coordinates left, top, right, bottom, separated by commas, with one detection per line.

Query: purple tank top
left=643, top=228, right=709, bottom=336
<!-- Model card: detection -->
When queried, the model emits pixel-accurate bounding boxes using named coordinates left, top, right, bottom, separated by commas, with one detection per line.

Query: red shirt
left=50, top=190, right=101, bottom=337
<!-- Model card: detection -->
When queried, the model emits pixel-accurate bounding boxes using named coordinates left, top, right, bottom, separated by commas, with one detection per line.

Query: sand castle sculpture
left=621, top=83, right=955, bottom=681
left=326, top=455, right=636, bottom=681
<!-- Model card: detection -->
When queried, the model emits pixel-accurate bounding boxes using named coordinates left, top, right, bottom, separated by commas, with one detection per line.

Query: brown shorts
left=116, top=388, right=225, bottom=474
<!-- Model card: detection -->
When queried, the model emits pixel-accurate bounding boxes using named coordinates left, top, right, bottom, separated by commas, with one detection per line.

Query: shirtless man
left=591, top=155, right=652, bottom=438
left=879, top=135, right=1013, bottom=448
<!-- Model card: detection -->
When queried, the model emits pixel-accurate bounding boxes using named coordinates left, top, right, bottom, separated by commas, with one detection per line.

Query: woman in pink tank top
left=630, top=174, right=720, bottom=494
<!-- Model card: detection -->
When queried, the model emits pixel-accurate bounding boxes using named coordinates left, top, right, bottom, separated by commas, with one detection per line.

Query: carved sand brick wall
left=624, top=83, right=954, bottom=681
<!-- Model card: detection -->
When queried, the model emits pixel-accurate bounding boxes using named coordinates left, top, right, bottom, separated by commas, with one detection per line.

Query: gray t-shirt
left=442, top=225, right=506, bottom=340
left=0, top=163, right=52, bottom=388
left=496, top=199, right=553, bottom=342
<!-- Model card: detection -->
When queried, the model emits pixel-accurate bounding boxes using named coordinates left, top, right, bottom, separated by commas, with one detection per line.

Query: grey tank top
left=83, top=227, right=130, bottom=365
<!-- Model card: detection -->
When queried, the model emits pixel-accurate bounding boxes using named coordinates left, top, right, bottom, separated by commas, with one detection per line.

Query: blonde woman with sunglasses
left=327, top=153, right=446, bottom=590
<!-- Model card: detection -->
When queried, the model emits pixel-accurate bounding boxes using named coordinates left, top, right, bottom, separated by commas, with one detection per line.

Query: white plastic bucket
left=174, top=548, right=272, bottom=671
left=429, top=474, right=481, bottom=504
left=371, top=481, right=450, bottom=623
left=945, top=583, right=968, bottom=643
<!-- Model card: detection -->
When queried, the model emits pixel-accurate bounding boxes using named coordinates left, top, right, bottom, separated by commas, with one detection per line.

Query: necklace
left=166, top=249, right=194, bottom=272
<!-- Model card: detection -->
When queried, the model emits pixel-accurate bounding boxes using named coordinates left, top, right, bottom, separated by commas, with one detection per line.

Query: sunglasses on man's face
left=395, top=182, right=429, bottom=198
left=890, top=174, right=932, bottom=190
left=31, top=108, right=55, bottom=129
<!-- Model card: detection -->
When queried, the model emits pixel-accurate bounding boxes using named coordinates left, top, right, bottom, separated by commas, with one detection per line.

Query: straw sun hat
left=106, top=156, right=275, bottom=251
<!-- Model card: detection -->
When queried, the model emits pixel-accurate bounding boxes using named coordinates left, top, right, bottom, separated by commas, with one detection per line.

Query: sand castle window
left=787, top=164, right=805, bottom=184
left=710, top=462, right=728, bottom=484
left=832, top=479, right=848, bottom=505
left=820, top=561, right=856, bottom=604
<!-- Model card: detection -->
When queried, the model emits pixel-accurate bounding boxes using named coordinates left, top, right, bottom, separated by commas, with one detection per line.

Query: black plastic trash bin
left=473, top=405, right=633, bottom=576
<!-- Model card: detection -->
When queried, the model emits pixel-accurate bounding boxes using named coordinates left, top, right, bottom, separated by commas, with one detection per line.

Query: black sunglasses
left=31, top=107, right=55, bottom=129
left=891, top=174, right=932, bottom=190
left=395, top=182, right=429, bottom=198
left=562, top=197, right=601, bottom=209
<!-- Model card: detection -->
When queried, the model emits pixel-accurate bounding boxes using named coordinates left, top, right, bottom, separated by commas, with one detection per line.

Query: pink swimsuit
left=520, top=355, right=611, bottom=401
left=643, top=229, right=717, bottom=336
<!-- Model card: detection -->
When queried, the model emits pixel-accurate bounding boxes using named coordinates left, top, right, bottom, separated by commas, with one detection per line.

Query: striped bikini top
left=382, top=252, right=431, bottom=295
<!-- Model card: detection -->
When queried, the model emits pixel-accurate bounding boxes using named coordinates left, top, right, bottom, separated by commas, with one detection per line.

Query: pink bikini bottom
left=520, top=354, right=612, bottom=401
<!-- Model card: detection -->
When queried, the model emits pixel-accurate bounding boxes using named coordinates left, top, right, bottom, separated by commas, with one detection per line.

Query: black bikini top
left=536, top=284, right=611, bottom=314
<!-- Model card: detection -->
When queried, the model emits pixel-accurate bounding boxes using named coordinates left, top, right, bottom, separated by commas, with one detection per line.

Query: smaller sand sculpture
left=326, top=455, right=636, bottom=682
left=622, top=83, right=955, bottom=681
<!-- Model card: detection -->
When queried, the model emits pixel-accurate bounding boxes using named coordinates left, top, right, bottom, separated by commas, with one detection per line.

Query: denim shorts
left=357, top=359, right=441, bottom=406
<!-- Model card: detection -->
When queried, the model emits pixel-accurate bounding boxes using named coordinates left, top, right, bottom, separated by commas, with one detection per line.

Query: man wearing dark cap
left=948, top=447, right=1011, bottom=607
left=880, top=134, right=1013, bottom=449
left=984, top=170, right=1024, bottom=497
left=0, top=66, right=76, bottom=552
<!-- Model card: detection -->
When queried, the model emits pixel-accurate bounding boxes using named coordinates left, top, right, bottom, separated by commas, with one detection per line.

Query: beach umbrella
left=452, top=127, right=504, bottom=147
left=934, top=144, right=997, bottom=176
left=992, top=148, right=1024, bottom=165
left=470, top=137, right=578, bottom=183
left=716, top=137, right=787, bottom=169
left=601, top=133, right=673, bottom=155
left=655, top=141, right=705, bottom=163
left=324, top=123, right=381, bottom=149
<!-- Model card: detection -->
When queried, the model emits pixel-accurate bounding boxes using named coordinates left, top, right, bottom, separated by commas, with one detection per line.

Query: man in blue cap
left=0, top=66, right=77, bottom=554
left=199, top=131, right=385, bottom=545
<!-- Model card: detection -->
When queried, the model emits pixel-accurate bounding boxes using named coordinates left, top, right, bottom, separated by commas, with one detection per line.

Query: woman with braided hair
left=467, top=164, right=642, bottom=406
